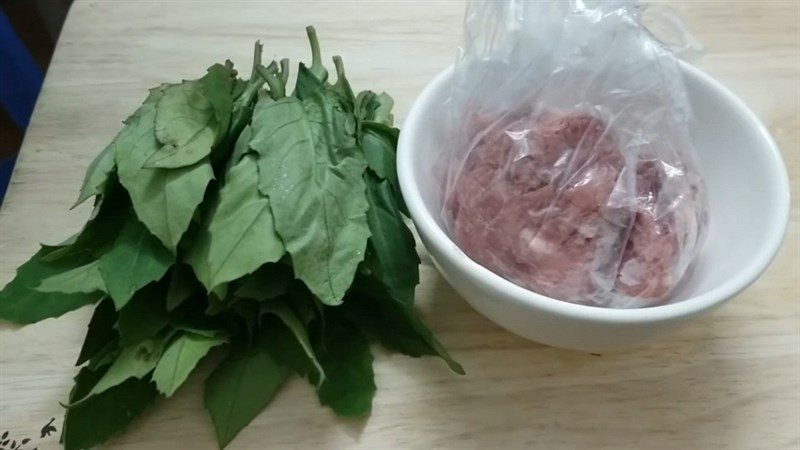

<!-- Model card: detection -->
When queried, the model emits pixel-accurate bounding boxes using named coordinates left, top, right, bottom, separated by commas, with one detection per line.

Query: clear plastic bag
left=442, top=0, right=708, bottom=308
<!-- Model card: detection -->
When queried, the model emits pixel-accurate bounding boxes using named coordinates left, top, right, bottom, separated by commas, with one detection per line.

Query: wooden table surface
left=1, top=1, right=798, bottom=449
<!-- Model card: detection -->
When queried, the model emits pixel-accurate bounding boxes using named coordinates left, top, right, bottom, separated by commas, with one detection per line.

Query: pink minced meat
left=447, top=111, right=704, bottom=308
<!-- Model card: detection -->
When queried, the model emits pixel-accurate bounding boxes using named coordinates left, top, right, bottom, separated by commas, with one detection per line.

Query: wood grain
left=1, top=1, right=798, bottom=449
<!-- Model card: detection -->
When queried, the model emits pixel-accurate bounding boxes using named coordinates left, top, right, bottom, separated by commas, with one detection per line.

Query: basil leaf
left=186, top=154, right=284, bottom=292
left=233, top=299, right=260, bottom=341
left=72, top=140, right=117, bottom=208
left=71, top=335, right=166, bottom=404
left=204, top=341, right=291, bottom=448
left=153, top=331, right=227, bottom=397
left=87, top=341, right=120, bottom=371
left=360, top=125, right=399, bottom=188
left=201, top=63, right=236, bottom=129
left=35, top=260, right=107, bottom=295
left=355, top=90, right=394, bottom=126
left=359, top=122, right=407, bottom=214
left=363, top=173, right=419, bottom=305
left=76, top=298, right=118, bottom=366
left=205, top=285, right=230, bottom=316
left=259, top=298, right=324, bottom=383
left=173, top=325, right=225, bottom=339
left=346, top=285, right=463, bottom=375
left=231, top=78, right=248, bottom=100
left=62, top=367, right=158, bottom=450
left=166, top=264, right=198, bottom=311
left=0, top=247, right=104, bottom=324
left=310, top=313, right=375, bottom=417
left=70, top=86, right=168, bottom=208
left=228, top=124, right=253, bottom=169
left=250, top=97, right=369, bottom=305
left=285, top=281, right=322, bottom=328
left=233, top=263, right=292, bottom=301
left=146, top=64, right=235, bottom=169
left=45, top=180, right=131, bottom=262
left=116, top=283, right=170, bottom=346
left=295, top=64, right=358, bottom=155
left=354, top=89, right=406, bottom=214
left=259, top=313, right=314, bottom=376
left=98, top=213, right=174, bottom=309
left=115, top=95, right=214, bottom=252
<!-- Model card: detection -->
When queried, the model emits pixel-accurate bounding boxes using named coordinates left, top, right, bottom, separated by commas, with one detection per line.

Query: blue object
left=0, top=9, right=43, bottom=128
left=0, top=155, right=15, bottom=203
left=0, top=9, right=44, bottom=205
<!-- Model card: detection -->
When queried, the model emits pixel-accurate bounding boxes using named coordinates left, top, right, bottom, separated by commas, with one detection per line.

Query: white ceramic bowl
left=398, top=63, right=790, bottom=351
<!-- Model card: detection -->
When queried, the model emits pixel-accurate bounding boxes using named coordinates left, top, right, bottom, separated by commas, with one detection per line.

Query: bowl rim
left=397, top=62, right=791, bottom=324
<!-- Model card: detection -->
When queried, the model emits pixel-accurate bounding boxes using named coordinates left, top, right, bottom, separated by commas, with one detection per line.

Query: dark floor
left=0, top=0, right=73, bottom=204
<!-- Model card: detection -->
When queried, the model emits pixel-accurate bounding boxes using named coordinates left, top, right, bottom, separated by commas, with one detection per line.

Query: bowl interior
left=403, top=64, right=789, bottom=307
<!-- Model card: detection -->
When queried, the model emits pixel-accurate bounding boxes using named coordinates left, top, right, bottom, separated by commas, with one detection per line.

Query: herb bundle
left=0, top=27, right=462, bottom=450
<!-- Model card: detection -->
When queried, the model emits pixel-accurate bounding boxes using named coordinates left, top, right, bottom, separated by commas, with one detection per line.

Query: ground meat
left=447, top=111, right=704, bottom=308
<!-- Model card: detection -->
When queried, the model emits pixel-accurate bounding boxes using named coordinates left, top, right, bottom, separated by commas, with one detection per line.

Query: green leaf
left=71, top=336, right=166, bottom=405
left=286, top=282, right=324, bottom=328
left=206, top=285, right=230, bottom=316
left=146, top=64, right=235, bottom=169
left=232, top=78, right=248, bottom=100
left=295, top=63, right=358, bottom=150
left=233, top=263, right=292, bottom=301
left=201, top=63, right=236, bottom=128
left=346, top=285, right=463, bottom=374
left=173, top=325, right=225, bottom=339
left=258, top=313, right=315, bottom=376
left=69, top=86, right=168, bottom=208
left=116, top=283, right=170, bottom=346
left=250, top=97, right=369, bottom=305
left=76, top=298, right=118, bottom=366
left=220, top=42, right=266, bottom=160
left=62, top=367, right=158, bottom=450
left=185, top=154, right=284, bottom=292
left=259, top=298, right=324, bottom=383
left=115, top=97, right=214, bottom=252
left=355, top=90, right=394, bottom=126
left=359, top=123, right=407, bottom=214
left=360, top=125, right=398, bottom=185
left=363, top=173, right=419, bottom=305
left=311, top=313, right=375, bottom=417
left=87, top=341, right=121, bottom=371
left=233, top=299, right=260, bottom=340
left=329, top=56, right=356, bottom=106
left=153, top=331, right=227, bottom=397
left=0, top=247, right=104, bottom=324
left=353, top=89, right=405, bottom=214
left=72, top=140, right=117, bottom=208
left=228, top=124, right=253, bottom=169
left=36, top=260, right=107, bottom=295
left=166, top=264, right=198, bottom=311
left=204, top=342, right=291, bottom=448
left=45, top=180, right=131, bottom=262
left=98, top=213, right=174, bottom=309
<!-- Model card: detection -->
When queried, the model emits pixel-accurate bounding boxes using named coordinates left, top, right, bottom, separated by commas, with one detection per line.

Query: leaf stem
left=332, top=55, right=354, bottom=101
left=332, top=55, right=345, bottom=80
left=264, top=60, right=278, bottom=73
left=278, top=58, right=290, bottom=87
left=250, top=41, right=263, bottom=80
left=233, top=42, right=267, bottom=111
left=306, top=26, right=326, bottom=80
left=256, top=65, right=285, bottom=100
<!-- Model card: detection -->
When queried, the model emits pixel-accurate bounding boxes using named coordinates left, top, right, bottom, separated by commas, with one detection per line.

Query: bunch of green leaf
left=0, top=27, right=462, bottom=450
